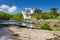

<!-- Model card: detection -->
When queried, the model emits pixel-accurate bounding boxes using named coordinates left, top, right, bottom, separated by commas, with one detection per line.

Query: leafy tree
left=11, top=12, right=23, bottom=20
left=31, top=12, right=42, bottom=20
left=34, top=9, right=42, bottom=14
left=50, top=8, right=59, bottom=18
left=7, top=14, right=14, bottom=20
left=51, top=8, right=58, bottom=14
left=0, top=11, right=10, bottom=20
left=42, top=12, right=53, bottom=19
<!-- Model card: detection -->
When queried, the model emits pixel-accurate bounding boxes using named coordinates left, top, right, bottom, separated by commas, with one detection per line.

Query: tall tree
left=11, top=12, right=23, bottom=20
left=34, top=9, right=42, bottom=14
left=31, top=13, right=42, bottom=20
left=42, top=12, right=53, bottom=19
left=0, top=11, right=10, bottom=20
left=51, top=8, right=58, bottom=13
left=50, top=8, right=59, bottom=18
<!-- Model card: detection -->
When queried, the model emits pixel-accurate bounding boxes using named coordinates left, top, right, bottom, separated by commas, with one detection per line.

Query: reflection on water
left=0, top=20, right=22, bottom=40
left=0, top=35, right=14, bottom=40
left=0, top=25, right=13, bottom=34
left=22, top=22, right=36, bottom=28
left=0, top=20, right=22, bottom=25
left=0, top=20, right=36, bottom=40
left=0, top=25, right=15, bottom=40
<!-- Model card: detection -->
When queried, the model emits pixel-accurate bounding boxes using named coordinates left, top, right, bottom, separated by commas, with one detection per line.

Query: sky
left=0, top=0, right=60, bottom=14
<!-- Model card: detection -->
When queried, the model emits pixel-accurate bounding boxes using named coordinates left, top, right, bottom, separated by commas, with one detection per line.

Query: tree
left=50, top=8, right=59, bottom=18
left=0, top=11, right=10, bottom=20
left=34, top=9, right=42, bottom=14
left=11, top=12, right=23, bottom=20
left=42, top=12, right=53, bottom=19
left=31, top=13, right=42, bottom=20
left=51, top=8, right=58, bottom=13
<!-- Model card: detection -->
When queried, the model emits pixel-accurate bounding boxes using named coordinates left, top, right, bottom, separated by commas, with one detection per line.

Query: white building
left=22, top=8, right=35, bottom=19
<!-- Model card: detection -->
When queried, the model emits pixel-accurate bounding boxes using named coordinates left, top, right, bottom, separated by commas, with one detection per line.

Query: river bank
left=9, top=26, right=60, bottom=40
left=23, top=20, right=60, bottom=26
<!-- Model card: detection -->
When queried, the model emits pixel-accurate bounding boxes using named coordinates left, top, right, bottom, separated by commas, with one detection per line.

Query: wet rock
left=12, top=34, right=19, bottom=37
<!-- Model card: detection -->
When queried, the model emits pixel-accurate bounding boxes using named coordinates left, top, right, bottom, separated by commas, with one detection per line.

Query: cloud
left=0, top=9, right=3, bottom=11
left=8, top=6, right=17, bottom=12
left=0, top=5, right=17, bottom=13
left=0, top=5, right=9, bottom=9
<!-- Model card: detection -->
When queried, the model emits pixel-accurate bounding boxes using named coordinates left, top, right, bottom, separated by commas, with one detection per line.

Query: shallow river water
left=0, top=25, right=16, bottom=40
left=0, top=20, right=36, bottom=40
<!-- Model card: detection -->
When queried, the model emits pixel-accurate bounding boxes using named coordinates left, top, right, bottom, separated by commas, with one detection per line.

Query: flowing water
left=0, top=20, right=21, bottom=40
left=0, top=20, right=35, bottom=40
left=22, top=22, right=36, bottom=28
left=0, top=35, right=15, bottom=40
left=0, top=25, right=15, bottom=40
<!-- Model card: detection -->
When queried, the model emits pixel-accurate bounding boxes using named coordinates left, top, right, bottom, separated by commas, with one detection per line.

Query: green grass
left=49, top=18, right=60, bottom=20
left=35, top=23, right=60, bottom=31
left=51, top=27, right=60, bottom=31
left=35, top=23, right=52, bottom=30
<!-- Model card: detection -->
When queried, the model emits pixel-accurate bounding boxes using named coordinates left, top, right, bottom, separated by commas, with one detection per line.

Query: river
left=0, top=20, right=36, bottom=40
left=0, top=25, right=16, bottom=40
left=0, top=20, right=21, bottom=40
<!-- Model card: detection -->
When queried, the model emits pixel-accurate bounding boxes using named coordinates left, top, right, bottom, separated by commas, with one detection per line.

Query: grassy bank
left=35, top=23, right=60, bottom=31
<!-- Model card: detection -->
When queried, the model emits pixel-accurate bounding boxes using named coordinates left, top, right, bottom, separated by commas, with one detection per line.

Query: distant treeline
left=0, top=8, right=60, bottom=20
left=31, top=8, right=60, bottom=20
left=0, top=11, right=23, bottom=20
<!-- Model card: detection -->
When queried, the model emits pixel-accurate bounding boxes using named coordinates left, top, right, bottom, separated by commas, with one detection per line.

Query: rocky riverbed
left=24, top=20, right=60, bottom=27
left=9, top=26, right=60, bottom=40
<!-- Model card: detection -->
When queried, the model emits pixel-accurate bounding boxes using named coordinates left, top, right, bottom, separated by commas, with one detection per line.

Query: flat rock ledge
left=9, top=27, right=60, bottom=40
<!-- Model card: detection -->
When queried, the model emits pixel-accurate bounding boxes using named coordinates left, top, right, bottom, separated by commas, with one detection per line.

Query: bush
left=41, top=23, right=52, bottom=30
left=35, top=24, right=41, bottom=29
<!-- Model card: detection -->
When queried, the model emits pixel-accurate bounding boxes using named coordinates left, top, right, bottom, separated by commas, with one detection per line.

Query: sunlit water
left=0, top=20, right=35, bottom=40
left=0, top=35, right=14, bottom=40
left=0, top=26, right=15, bottom=40
left=22, top=22, right=36, bottom=28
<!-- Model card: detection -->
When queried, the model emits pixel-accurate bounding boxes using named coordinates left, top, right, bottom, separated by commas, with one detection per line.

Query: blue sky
left=0, top=0, right=60, bottom=14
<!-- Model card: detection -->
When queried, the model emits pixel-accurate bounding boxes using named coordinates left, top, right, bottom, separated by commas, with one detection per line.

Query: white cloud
left=0, top=9, right=3, bottom=11
left=8, top=6, right=17, bottom=12
left=0, top=5, right=17, bottom=13
left=0, top=5, right=9, bottom=9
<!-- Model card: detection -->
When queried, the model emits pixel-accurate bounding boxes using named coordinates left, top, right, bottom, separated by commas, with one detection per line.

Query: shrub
left=40, top=23, right=52, bottom=30
left=35, top=24, right=41, bottom=29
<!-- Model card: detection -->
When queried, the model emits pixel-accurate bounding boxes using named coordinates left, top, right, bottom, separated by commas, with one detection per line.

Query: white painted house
left=22, top=8, right=35, bottom=19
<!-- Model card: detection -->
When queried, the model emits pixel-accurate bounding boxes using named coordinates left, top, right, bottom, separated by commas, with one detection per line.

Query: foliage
left=50, top=8, right=58, bottom=14
left=50, top=8, right=59, bottom=18
left=0, top=11, right=10, bottom=20
left=31, top=13, right=42, bottom=20
left=35, top=23, right=60, bottom=31
left=11, top=12, right=23, bottom=20
left=0, top=8, right=60, bottom=20
left=0, top=11, right=23, bottom=20
left=49, top=18, right=60, bottom=20
left=35, top=24, right=41, bottom=29
left=51, top=27, right=60, bottom=31
left=42, top=12, right=53, bottom=19
left=30, top=8, right=60, bottom=20
left=40, top=23, right=52, bottom=30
